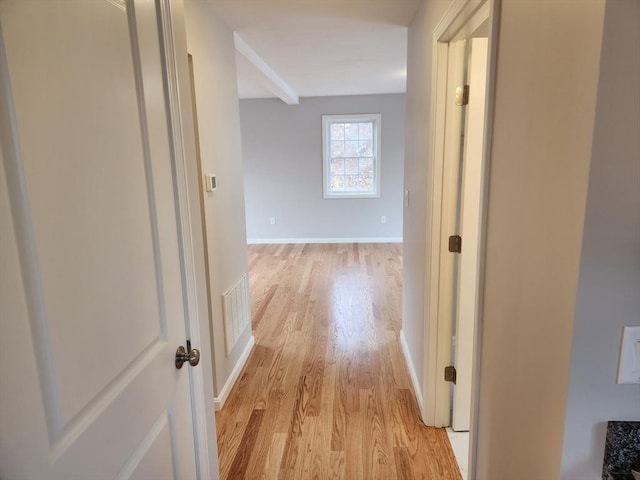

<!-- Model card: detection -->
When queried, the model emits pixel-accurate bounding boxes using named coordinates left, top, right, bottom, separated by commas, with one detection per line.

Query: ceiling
left=210, top=0, right=422, bottom=102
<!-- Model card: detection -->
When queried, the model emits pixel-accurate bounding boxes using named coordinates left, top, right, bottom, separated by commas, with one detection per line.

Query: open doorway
left=423, top=2, right=494, bottom=479
left=217, top=94, right=458, bottom=478
left=445, top=35, right=489, bottom=479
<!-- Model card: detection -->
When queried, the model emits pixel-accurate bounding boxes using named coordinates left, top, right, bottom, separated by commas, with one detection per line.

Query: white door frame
left=421, top=0, right=500, bottom=477
left=451, top=36, right=488, bottom=433
left=156, top=1, right=219, bottom=477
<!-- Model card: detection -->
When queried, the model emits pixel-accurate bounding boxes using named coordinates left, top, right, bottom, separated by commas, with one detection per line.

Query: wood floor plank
left=329, top=451, right=345, bottom=480
left=344, top=391, right=364, bottom=480
left=245, top=401, right=285, bottom=478
left=330, top=353, right=348, bottom=452
left=253, top=284, right=278, bottom=329
left=215, top=243, right=461, bottom=480
left=216, top=419, right=248, bottom=479
left=360, top=388, right=396, bottom=480
left=261, top=432, right=287, bottom=480
left=226, top=409, right=264, bottom=480
left=394, top=446, right=416, bottom=480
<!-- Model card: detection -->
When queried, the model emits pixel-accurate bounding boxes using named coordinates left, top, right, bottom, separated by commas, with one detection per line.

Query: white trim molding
left=213, top=335, right=255, bottom=411
left=400, top=330, right=426, bottom=421
left=158, top=1, right=218, bottom=476
left=247, top=237, right=402, bottom=245
left=422, top=1, right=499, bottom=478
left=424, top=0, right=493, bottom=428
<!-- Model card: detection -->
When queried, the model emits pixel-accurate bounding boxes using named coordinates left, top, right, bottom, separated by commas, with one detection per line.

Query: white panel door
left=452, top=37, right=489, bottom=432
left=0, top=0, right=200, bottom=477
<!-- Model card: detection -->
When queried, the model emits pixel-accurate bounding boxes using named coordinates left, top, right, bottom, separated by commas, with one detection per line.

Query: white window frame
left=322, top=113, right=381, bottom=198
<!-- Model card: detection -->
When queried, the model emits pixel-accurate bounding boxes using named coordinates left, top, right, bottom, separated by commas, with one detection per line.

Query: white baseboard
left=246, top=237, right=403, bottom=245
left=399, top=329, right=427, bottom=422
left=213, top=335, right=255, bottom=411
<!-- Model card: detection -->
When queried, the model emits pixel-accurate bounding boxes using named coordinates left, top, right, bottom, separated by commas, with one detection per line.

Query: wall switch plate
left=404, top=189, right=410, bottom=208
left=269, top=217, right=276, bottom=225
left=617, top=325, right=640, bottom=384
left=205, top=174, right=216, bottom=192
left=381, top=216, right=386, bottom=224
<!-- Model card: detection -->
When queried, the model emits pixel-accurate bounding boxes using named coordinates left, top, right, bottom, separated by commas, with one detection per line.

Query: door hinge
left=455, top=85, right=470, bottom=106
left=444, top=366, right=457, bottom=384
left=448, top=235, right=462, bottom=253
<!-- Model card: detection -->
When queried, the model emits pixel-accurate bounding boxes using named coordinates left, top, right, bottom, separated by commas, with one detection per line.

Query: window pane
left=358, top=139, right=372, bottom=156
left=359, top=173, right=374, bottom=191
left=344, top=140, right=358, bottom=156
left=331, top=141, right=344, bottom=157
left=330, top=158, right=345, bottom=175
left=345, top=158, right=358, bottom=175
left=344, top=123, right=359, bottom=140
left=330, top=175, right=345, bottom=191
left=359, top=157, right=373, bottom=175
left=358, top=122, right=373, bottom=139
left=330, top=123, right=344, bottom=140
left=345, top=175, right=359, bottom=191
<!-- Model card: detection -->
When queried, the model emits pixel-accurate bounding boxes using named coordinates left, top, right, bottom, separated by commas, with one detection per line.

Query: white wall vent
left=222, top=273, right=251, bottom=355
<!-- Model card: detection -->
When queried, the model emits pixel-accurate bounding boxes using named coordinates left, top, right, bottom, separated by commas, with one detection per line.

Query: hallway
left=215, top=243, right=461, bottom=479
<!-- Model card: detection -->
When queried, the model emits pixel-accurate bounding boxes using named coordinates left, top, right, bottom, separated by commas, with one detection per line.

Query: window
left=322, top=114, right=381, bottom=198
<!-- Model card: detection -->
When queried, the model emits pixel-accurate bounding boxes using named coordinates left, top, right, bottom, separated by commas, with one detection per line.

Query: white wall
left=405, top=0, right=639, bottom=477
left=561, top=1, right=640, bottom=477
left=402, top=0, right=451, bottom=406
left=474, top=1, right=607, bottom=478
left=184, top=0, right=252, bottom=398
left=240, top=94, right=405, bottom=242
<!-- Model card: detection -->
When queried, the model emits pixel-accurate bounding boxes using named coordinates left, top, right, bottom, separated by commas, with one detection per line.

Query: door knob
left=175, top=340, right=200, bottom=369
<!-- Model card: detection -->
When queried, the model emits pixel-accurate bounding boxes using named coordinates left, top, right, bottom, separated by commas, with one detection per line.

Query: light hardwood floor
left=215, top=243, right=461, bottom=480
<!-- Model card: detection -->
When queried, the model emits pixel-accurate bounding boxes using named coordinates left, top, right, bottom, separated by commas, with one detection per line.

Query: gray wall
left=403, top=0, right=451, bottom=416
left=240, top=94, right=405, bottom=242
left=474, top=1, right=606, bottom=477
left=406, top=0, right=638, bottom=477
left=185, top=0, right=252, bottom=398
left=561, top=1, right=640, bottom=477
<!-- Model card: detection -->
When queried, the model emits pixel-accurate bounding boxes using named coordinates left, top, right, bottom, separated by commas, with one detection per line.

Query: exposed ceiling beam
left=233, top=32, right=299, bottom=105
